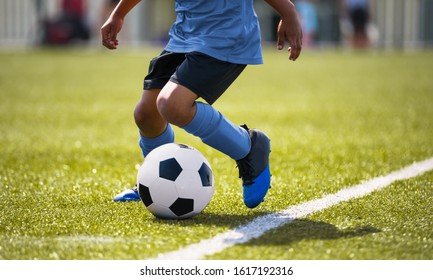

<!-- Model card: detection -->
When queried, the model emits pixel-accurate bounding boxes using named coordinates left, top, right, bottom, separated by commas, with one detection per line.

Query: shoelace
left=236, top=158, right=254, bottom=186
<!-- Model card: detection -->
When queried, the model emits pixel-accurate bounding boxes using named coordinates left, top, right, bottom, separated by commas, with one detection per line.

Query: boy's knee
left=133, top=105, right=147, bottom=125
left=157, top=82, right=198, bottom=126
left=134, top=89, right=161, bottom=127
left=156, top=94, right=177, bottom=123
left=134, top=100, right=158, bottom=126
left=156, top=94, right=194, bottom=127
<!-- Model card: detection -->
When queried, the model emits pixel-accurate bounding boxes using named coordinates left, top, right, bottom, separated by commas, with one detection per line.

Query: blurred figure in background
left=41, top=0, right=90, bottom=45
left=341, top=0, right=370, bottom=49
left=295, top=0, right=318, bottom=48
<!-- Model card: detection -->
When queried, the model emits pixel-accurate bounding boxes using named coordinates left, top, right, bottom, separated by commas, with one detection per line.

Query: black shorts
left=143, top=51, right=246, bottom=105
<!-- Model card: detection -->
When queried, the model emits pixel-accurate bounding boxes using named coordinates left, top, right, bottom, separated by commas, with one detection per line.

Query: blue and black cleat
left=236, top=124, right=271, bottom=208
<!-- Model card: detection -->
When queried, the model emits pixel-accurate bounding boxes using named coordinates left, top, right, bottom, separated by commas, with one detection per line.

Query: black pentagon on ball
left=169, top=198, right=194, bottom=216
left=159, top=158, right=183, bottom=181
left=198, top=163, right=213, bottom=186
left=176, top=143, right=193, bottom=150
left=138, top=183, right=153, bottom=207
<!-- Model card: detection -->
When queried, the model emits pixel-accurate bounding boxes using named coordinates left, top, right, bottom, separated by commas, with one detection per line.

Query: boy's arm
left=101, top=0, right=141, bottom=49
left=264, top=0, right=303, bottom=61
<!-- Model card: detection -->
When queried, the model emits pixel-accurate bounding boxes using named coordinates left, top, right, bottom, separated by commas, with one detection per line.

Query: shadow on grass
left=244, top=218, right=380, bottom=246
left=150, top=211, right=272, bottom=228
left=150, top=212, right=380, bottom=246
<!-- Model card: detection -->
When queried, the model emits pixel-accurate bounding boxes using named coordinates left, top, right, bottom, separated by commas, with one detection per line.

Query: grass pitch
left=0, top=48, right=432, bottom=260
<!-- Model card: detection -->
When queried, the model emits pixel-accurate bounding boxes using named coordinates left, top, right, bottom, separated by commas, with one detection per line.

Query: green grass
left=0, top=48, right=432, bottom=259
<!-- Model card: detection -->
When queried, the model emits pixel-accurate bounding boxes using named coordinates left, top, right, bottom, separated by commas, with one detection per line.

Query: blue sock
left=139, top=124, right=175, bottom=157
left=183, top=102, right=251, bottom=160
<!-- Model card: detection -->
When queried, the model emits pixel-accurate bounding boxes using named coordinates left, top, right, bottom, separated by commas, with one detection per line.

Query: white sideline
left=153, top=157, right=433, bottom=260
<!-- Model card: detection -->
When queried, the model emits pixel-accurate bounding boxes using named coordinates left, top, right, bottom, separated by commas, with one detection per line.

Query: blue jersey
left=165, top=0, right=263, bottom=65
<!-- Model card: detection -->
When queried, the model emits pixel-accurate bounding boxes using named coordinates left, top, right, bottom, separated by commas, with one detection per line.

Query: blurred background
left=0, top=0, right=432, bottom=50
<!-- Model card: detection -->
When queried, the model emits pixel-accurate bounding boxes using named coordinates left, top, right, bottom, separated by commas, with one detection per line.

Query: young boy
left=101, top=0, right=302, bottom=208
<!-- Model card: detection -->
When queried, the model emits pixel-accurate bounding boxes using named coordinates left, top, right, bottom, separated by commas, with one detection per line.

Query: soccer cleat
left=236, top=124, right=271, bottom=208
left=113, top=184, right=140, bottom=202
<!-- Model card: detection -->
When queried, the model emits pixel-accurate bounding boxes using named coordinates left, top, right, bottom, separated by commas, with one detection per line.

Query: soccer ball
left=137, top=143, right=214, bottom=219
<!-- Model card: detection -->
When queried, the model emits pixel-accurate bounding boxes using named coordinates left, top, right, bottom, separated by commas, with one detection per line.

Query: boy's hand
left=101, top=16, right=123, bottom=49
left=265, top=0, right=302, bottom=61
left=100, top=0, right=140, bottom=49
left=277, top=15, right=303, bottom=61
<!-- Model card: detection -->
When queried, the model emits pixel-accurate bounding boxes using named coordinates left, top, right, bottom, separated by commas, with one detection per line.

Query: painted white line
left=153, top=157, right=433, bottom=260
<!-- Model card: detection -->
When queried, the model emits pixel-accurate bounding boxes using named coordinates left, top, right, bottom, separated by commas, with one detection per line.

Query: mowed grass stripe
left=153, top=157, right=433, bottom=260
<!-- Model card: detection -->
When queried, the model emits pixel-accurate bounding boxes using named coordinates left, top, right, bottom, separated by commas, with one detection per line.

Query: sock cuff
left=139, top=124, right=175, bottom=157
left=183, top=102, right=250, bottom=160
